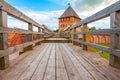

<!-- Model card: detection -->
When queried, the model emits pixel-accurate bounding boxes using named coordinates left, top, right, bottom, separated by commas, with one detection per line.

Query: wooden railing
left=62, top=1, right=120, bottom=68
left=0, top=0, right=52, bottom=69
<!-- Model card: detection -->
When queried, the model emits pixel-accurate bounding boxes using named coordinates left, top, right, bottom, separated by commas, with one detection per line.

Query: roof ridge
left=59, top=6, right=80, bottom=19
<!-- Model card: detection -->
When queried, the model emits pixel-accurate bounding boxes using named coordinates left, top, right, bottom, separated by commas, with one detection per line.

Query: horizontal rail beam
left=74, top=39, right=109, bottom=52
left=0, top=1, right=43, bottom=28
left=73, top=39, right=120, bottom=57
left=0, top=27, right=44, bottom=34
left=71, top=28, right=120, bottom=35
left=71, top=1, right=120, bottom=29
left=0, top=39, right=44, bottom=58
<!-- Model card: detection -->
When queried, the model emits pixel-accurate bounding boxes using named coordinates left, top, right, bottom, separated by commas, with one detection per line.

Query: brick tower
left=58, top=6, right=81, bottom=32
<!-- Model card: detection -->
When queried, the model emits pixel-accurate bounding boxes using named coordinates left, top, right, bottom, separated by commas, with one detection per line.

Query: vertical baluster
left=82, top=24, right=87, bottom=50
left=0, top=10, right=9, bottom=69
left=110, top=11, right=120, bottom=68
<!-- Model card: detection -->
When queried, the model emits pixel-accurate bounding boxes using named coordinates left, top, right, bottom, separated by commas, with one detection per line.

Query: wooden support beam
left=68, top=29, right=70, bottom=40
left=109, top=11, right=120, bottom=68
left=27, top=23, right=33, bottom=50
left=0, top=0, right=4, bottom=2
left=0, top=10, right=9, bottom=70
left=82, top=24, right=87, bottom=50
left=72, top=28, right=76, bottom=45
left=36, top=27, right=42, bottom=45
left=20, top=23, right=33, bottom=54
left=0, top=1, right=43, bottom=28
left=71, top=1, right=120, bottom=29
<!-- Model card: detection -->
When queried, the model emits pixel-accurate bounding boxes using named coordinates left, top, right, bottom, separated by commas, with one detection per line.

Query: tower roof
left=59, top=6, right=80, bottom=19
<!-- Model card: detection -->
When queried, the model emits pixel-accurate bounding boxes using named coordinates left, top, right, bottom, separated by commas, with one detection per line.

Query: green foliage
left=100, top=44, right=110, bottom=47
left=91, top=44, right=110, bottom=60
left=53, top=29, right=58, bottom=32
left=100, top=52, right=110, bottom=60
left=89, top=26, right=96, bottom=30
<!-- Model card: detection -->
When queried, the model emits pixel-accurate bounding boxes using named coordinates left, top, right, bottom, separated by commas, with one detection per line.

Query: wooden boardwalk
left=0, top=43, right=120, bottom=80
left=44, top=38, right=70, bottom=43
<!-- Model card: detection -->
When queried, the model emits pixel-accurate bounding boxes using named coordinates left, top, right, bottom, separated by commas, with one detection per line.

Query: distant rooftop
left=59, top=6, right=81, bottom=19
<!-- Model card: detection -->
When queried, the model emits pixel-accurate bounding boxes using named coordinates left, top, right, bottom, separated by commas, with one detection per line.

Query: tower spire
left=68, top=3, right=71, bottom=6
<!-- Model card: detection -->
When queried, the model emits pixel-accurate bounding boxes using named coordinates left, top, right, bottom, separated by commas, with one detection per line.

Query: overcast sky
left=5, top=0, right=119, bottom=30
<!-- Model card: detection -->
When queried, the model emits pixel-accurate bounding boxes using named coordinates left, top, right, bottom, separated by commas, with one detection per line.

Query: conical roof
left=59, top=6, right=80, bottom=19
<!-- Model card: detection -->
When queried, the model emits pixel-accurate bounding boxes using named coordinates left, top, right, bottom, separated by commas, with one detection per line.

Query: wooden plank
left=61, top=44, right=94, bottom=80
left=18, top=44, right=50, bottom=80
left=72, top=28, right=120, bottom=35
left=0, top=50, right=9, bottom=58
left=82, top=51, right=120, bottom=80
left=31, top=43, right=52, bottom=80
left=0, top=10, right=9, bottom=69
left=73, top=39, right=110, bottom=53
left=71, top=0, right=120, bottom=29
left=7, top=39, right=44, bottom=55
left=73, top=29, right=110, bottom=35
left=109, top=11, right=120, bottom=68
left=0, top=44, right=47, bottom=80
left=59, top=44, right=82, bottom=80
left=65, top=44, right=110, bottom=80
left=0, top=27, right=44, bottom=34
left=82, top=24, right=87, bottom=50
left=66, top=44, right=120, bottom=80
left=44, top=43, right=56, bottom=80
left=56, top=43, right=69, bottom=80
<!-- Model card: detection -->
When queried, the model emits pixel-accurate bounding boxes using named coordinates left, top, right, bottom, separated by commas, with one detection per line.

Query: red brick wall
left=90, top=35, right=110, bottom=44
left=76, top=26, right=110, bottom=44
left=58, top=17, right=81, bottom=32
left=8, top=34, right=25, bottom=47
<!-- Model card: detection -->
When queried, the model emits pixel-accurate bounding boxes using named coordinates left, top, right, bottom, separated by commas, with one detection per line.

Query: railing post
left=21, top=23, right=33, bottom=53
left=36, top=27, right=42, bottom=45
left=28, top=23, right=33, bottom=49
left=72, top=28, right=77, bottom=45
left=0, top=0, right=4, bottom=2
left=0, top=10, right=9, bottom=69
left=38, top=27, right=41, bottom=39
left=82, top=24, right=87, bottom=50
left=68, top=29, right=70, bottom=40
left=41, top=28, right=44, bottom=39
left=110, top=11, right=120, bottom=68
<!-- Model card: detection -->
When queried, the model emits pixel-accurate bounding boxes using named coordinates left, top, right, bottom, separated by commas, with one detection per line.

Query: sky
left=5, top=0, right=119, bottom=31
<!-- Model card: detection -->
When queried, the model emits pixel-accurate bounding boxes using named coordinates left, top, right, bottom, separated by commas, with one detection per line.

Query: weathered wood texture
left=44, top=38, right=70, bottom=43
left=62, top=0, right=120, bottom=68
left=0, top=0, right=54, bottom=69
left=70, top=1, right=120, bottom=29
left=0, top=27, right=43, bottom=34
left=109, top=11, right=120, bottom=68
left=0, top=1, right=43, bottom=28
left=0, top=43, right=120, bottom=80
left=0, top=10, right=9, bottom=69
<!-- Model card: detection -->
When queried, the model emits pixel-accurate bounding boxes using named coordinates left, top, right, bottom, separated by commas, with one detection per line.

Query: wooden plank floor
left=46, top=38, right=67, bottom=40
left=0, top=43, right=120, bottom=80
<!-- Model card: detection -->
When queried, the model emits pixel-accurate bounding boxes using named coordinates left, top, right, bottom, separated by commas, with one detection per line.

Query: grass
left=91, top=44, right=110, bottom=60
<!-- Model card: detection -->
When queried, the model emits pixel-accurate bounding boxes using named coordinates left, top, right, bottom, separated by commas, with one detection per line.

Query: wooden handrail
left=0, top=0, right=53, bottom=69
left=70, top=1, right=120, bottom=29
left=62, top=0, right=120, bottom=68
left=0, top=1, right=43, bottom=28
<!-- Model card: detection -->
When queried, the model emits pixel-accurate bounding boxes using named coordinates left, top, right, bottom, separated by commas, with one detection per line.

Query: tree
left=53, top=29, right=58, bottom=32
left=89, top=26, right=96, bottom=30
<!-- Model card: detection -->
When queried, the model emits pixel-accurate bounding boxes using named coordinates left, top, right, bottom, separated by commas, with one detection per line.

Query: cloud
left=69, top=0, right=119, bottom=18
left=88, top=17, right=110, bottom=29
left=8, top=10, right=64, bottom=30
left=8, top=16, right=28, bottom=30
left=8, top=0, right=119, bottom=31
left=24, top=10, right=64, bottom=30
left=69, top=0, right=118, bottom=29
